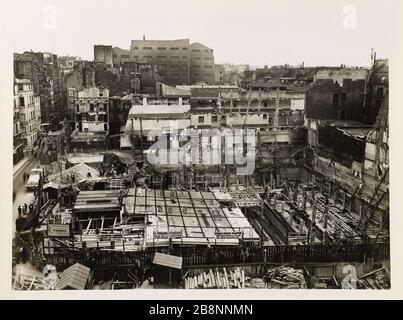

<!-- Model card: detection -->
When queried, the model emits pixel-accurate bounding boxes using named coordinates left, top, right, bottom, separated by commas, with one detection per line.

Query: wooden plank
left=223, top=268, right=229, bottom=289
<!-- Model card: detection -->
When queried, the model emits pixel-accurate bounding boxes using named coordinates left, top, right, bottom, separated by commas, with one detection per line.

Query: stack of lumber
left=12, top=273, right=44, bottom=290
left=265, top=266, right=306, bottom=289
left=358, top=267, right=390, bottom=289
left=184, top=267, right=254, bottom=289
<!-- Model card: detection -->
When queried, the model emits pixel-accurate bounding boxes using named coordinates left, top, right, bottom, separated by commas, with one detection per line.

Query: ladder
left=356, top=167, right=389, bottom=234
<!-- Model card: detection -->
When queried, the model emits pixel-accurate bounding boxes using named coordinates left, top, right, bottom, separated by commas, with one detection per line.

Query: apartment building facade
left=14, top=52, right=66, bottom=128
left=130, top=39, right=190, bottom=85
left=128, top=38, right=215, bottom=85
left=74, top=87, right=110, bottom=133
left=189, top=42, right=215, bottom=84
left=94, top=45, right=113, bottom=67
left=14, top=79, right=41, bottom=153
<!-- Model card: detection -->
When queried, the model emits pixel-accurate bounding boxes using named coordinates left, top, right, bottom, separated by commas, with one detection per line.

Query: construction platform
left=123, top=188, right=260, bottom=247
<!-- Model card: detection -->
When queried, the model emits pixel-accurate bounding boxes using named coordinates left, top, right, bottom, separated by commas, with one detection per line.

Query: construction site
left=12, top=52, right=390, bottom=291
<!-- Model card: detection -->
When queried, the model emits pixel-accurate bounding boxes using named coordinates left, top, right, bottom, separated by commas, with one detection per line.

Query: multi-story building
left=363, top=59, right=388, bottom=125
left=13, top=90, right=23, bottom=164
left=303, top=58, right=389, bottom=233
left=94, top=45, right=113, bottom=67
left=306, top=79, right=367, bottom=122
left=214, top=64, right=225, bottom=84
left=14, top=79, right=40, bottom=153
left=112, top=47, right=132, bottom=67
left=14, top=51, right=66, bottom=128
left=189, top=42, right=215, bottom=84
left=130, top=38, right=190, bottom=85
left=124, top=95, right=190, bottom=136
left=127, top=38, right=215, bottom=85
left=58, top=55, right=82, bottom=75
left=70, top=87, right=110, bottom=152
left=74, top=87, right=110, bottom=133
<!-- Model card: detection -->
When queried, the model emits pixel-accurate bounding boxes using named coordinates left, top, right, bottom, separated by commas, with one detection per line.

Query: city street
left=12, top=157, right=39, bottom=234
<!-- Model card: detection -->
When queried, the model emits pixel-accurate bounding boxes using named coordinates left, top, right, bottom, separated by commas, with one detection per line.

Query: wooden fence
left=44, top=242, right=390, bottom=271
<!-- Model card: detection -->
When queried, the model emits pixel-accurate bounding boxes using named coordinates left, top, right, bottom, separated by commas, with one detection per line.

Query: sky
left=4, top=0, right=402, bottom=67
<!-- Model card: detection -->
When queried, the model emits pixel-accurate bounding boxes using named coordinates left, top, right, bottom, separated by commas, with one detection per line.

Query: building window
left=333, top=93, right=339, bottom=106
left=221, top=115, right=226, bottom=121
left=376, top=86, right=384, bottom=97
left=157, top=47, right=167, bottom=50
left=198, top=116, right=204, bottom=123
left=170, top=47, right=179, bottom=50
left=18, top=84, right=23, bottom=91
left=341, top=93, right=347, bottom=105
left=19, top=97, right=25, bottom=107
left=90, top=104, right=94, bottom=111
left=263, top=114, right=268, bottom=119
left=143, top=47, right=152, bottom=50
left=212, top=115, right=218, bottom=122
left=192, top=49, right=200, bottom=52
left=182, top=47, right=187, bottom=50
left=133, top=47, right=139, bottom=50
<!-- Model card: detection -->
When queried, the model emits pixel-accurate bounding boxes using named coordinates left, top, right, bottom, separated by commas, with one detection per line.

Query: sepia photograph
left=1, top=0, right=402, bottom=300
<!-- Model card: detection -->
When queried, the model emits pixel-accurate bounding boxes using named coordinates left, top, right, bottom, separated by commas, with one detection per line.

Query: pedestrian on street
left=22, top=172, right=26, bottom=183
left=23, top=203, right=27, bottom=215
left=29, top=203, right=34, bottom=214
left=17, top=206, right=22, bottom=217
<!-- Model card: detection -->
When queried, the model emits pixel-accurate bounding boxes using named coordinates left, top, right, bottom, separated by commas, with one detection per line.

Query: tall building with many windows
left=14, top=79, right=40, bottom=154
left=189, top=42, right=215, bottom=84
left=130, top=38, right=190, bottom=85
left=127, top=38, right=215, bottom=85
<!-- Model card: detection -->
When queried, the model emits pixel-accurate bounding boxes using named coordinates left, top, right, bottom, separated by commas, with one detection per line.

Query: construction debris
left=265, top=266, right=306, bottom=289
left=358, top=267, right=390, bottom=289
left=12, top=273, right=44, bottom=291
left=48, top=162, right=100, bottom=184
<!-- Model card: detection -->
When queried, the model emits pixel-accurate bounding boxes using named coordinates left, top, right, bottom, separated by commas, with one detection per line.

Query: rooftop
left=128, top=104, right=190, bottom=117
left=56, top=263, right=91, bottom=290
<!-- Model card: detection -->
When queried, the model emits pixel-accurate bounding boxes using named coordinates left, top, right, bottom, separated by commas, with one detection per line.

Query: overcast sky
left=5, top=0, right=401, bottom=67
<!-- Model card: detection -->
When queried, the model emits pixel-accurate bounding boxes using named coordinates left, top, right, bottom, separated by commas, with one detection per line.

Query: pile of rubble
left=358, top=267, right=390, bottom=289
left=264, top=266, right=306, bottom=289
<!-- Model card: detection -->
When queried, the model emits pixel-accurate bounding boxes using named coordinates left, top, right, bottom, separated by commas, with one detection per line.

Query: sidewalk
left=13, top=157, right=30, bottom=176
